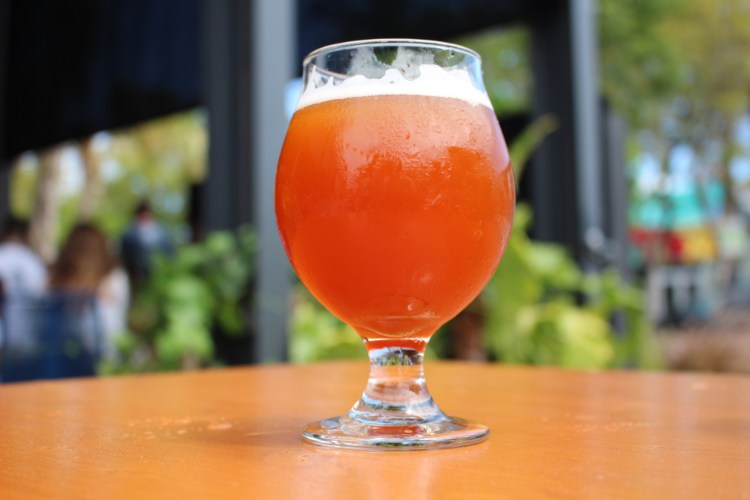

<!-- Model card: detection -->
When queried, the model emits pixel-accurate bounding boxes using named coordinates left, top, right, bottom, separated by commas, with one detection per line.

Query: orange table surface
left=1, top=361, right=749, bottom=499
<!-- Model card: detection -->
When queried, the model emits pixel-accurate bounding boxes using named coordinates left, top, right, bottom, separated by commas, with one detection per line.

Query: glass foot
left=303, top=343, right=488, bottom=450
left=302, top=414, right=488, bottom=451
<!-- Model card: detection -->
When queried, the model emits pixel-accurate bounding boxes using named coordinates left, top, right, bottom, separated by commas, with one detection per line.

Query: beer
left=276, top=74, right=515, bottom=341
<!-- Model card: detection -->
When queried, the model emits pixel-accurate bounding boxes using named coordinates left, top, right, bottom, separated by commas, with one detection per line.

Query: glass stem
left=348, top=339, right=446, bottom=425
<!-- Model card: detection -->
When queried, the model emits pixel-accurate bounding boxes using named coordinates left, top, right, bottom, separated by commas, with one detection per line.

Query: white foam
left=296, top=64, right=493, bottom=110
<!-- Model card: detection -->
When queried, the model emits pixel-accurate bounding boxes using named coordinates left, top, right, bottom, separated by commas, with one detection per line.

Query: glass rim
left=302, top=38, right=481, bottom=67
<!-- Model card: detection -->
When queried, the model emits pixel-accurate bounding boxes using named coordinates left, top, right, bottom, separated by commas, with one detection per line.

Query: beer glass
left=276, top=39, right=515, bottom=450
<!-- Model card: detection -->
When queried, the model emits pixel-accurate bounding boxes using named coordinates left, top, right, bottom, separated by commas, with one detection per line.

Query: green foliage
left=288, top=286, right=448, bottom=363
left=9, top=109, right=207, bottom=242
left=9, top=155, right=38, bottom=218
left=604, top=0, right=750, bottom=209
left=289, top=287, right=364, bottom=363
left=660, top=0, right=750, bottom=119
left=91, top=110, right=207, bottom=237
left=454, top=27, right=532, bottom=115
left=482, top=205, right=661, bottom=370
left=659, top=0, right=750, bottom=208
left=101, top=226, right=255, bottom=374
left=508, top=114, right=559, bottom=178
left=599, top=0, right=688, bottom=128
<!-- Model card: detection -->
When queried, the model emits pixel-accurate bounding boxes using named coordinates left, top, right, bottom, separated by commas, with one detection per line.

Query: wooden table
left=1, top=362, right=750, bottom=498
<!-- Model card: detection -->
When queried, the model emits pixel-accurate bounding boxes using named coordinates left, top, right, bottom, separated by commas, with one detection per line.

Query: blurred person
left=50, top=224, right=129, bottom=361
left=120, top=201, right=173, bottom=287
left=0, top=216, right=47, bottom=298
left=717, top=207, right=748, bottom=300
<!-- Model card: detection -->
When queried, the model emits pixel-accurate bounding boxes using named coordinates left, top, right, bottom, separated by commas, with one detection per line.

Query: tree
left=602, top=0, right=750, bottom=211
left=659, top=0, right=750, bottom=210
left=78, top=137, right=104, bottom=222
left=599, top=0, right=688, bottom=130
left=29, top=146, right=63, bottom=263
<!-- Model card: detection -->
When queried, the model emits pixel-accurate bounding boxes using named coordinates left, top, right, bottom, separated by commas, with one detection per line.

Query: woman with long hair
left=50, top=224, right=129, bottom=361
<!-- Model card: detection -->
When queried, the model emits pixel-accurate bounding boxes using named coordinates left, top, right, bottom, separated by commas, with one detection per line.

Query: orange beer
left=276, top=93, right=515, bottom=342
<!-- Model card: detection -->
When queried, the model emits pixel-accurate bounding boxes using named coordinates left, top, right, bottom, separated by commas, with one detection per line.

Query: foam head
left=297, top=43, right=493, bottom=111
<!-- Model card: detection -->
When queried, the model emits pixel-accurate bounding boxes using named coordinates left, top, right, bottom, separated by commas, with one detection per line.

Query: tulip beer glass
left=276, top=40, right=515, bottom=450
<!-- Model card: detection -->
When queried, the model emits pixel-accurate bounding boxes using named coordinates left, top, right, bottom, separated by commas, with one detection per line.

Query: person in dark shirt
left=120, top=202, right=173, bottom=287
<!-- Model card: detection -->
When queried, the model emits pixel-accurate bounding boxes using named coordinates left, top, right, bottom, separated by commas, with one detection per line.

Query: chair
left=0, top=292, right=102, bottom=383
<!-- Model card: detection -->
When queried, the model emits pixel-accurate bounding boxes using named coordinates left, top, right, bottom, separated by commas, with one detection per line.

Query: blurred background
left=1, top=0, right=749, bottom=381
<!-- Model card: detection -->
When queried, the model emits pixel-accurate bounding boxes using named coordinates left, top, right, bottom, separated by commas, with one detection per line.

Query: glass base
left=303, top=413, right=488, bottom=451
left=302, top=341, right=487, bottom=451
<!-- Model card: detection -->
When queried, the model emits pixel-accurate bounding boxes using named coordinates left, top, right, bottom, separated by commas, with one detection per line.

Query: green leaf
left=204, top=231, right=235, bottom=256
left=508, top=114, right=559, bottom=180
left=557, top=309, right=613, bottom=369
left=434, top=49, right=465, bottom=68
left=373, top=46, right=398, bottom=65
left=217, top=303, right=245, bottom=334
